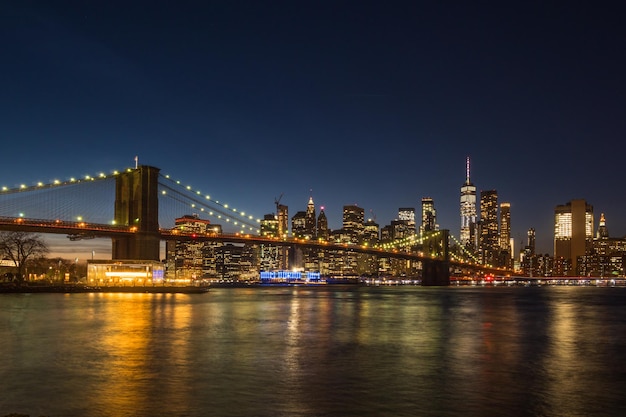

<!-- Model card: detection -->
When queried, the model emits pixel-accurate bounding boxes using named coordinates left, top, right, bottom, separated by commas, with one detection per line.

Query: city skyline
left=1, top=1, right=625, bottom=257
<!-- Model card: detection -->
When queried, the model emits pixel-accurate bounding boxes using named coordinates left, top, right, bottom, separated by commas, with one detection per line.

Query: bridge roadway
left=0, top=216, right=509, bottom=275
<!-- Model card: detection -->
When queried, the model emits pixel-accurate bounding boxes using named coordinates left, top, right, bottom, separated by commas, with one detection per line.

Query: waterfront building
left=460, top=157, right=477, bottom=248
left=165, top=214, right=222, bottom=280
left=479, top=190, right=498, bottom=265
left=554, top=199, right=593, bottom=275
left=420, top=198, right=437, bottom=235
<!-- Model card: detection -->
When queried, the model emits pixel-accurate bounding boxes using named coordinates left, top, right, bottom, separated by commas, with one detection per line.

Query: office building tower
left=596, top=213, right=609, bottom=239
left=527, top=228, right=536, bottom=256
left=291, top=211, right=307, bottom=238
left=260, top=214, right=279, bottom=237
left=363, top=218, right=380, bottom=244
left=421, top=197, right=437, bottom=234
left=499, top=202, right=511, bottom=251
left=305, top=196, right=316, bottom=238
left=554, top=199, right=594, bottom=274
left=398, top=208, right=416, bottom=236
left=343, top=205, right=364, bottom=242
left=317, top=207, right=329, bottom=241
left=479, top=190, right=498, bottom=265
left=277, top=204, right=288, bottom=237
left=460, top=157, right=477, bottom=247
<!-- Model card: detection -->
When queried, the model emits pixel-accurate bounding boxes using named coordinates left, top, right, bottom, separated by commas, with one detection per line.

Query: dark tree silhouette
left=0, top=232, right=49, bottom=283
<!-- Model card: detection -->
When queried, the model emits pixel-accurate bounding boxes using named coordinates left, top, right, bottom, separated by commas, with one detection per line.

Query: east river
left=1, top=286, right=625, bottom=417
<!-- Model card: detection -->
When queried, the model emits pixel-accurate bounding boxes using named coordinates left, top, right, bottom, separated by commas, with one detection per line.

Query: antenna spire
left=134, top=156, right=138, bottom=169
left=466, top=156, right=471, bottom=183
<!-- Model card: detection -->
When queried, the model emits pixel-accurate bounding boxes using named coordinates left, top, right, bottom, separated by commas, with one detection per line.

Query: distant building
left=398, top=207, right=416, bottom=236
left=260, top=214, right=278, bottom=237
left=460, top=157, right=477, bottom=248
left=317, top=206, right=329, bottom=241
left=479, top=190, right=498, bottom=265
left=499, top=202, right=511, bottom=267
left=291, top=211, right=307, bottom=238
left=342, top=205, right=364, bottom=243
left=420, top=197, right=437, bottom=235
left=554, top=199, right=593, bottom=275
left=305, top=196, right=317, bottom=239
left=165, top=214, right=222, bottom=280
left=277, top=204, right=288, bottom=237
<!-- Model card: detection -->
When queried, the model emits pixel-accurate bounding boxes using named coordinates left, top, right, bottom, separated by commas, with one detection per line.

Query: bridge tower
left=112, top=165, right=161, bottom=261
left=421, top=229, right=450, bottom=286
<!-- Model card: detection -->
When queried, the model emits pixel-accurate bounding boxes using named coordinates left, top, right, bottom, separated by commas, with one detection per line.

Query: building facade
left=554, top=199, right=593, bottom=275
left=460, top=157, right=477, bottom=248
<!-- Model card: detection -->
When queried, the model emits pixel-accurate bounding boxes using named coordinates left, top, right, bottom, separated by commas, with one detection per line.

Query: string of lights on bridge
left=159, top=173, right=262, bottom=234
left=0, top=167, right=263, bottom=234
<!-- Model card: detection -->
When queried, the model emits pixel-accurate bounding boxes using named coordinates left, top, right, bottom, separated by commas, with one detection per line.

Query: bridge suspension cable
left=157, top=174, right=261, bottom=233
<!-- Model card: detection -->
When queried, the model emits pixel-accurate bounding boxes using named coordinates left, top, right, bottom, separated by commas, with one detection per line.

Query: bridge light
left=19, top=212, right=24, bottom=217
left=77, top=216, right=83, bottom=221
left=70, top=178, right=76, bottom=182
left=20, top=184, right=26, bottom=189
left=224, top=204, right=229, bottom=208
left=1, top=186, right=7, bottom=191
left=161, top=190, right=167, bottom=195
left=99, top=173, right=106, bottom=178
left=196, top=191, right=201, bottom=195
left=113, top=170, right=119, bottom=175
left=37, top=182, right=43, bottom=187
left=205, top=195, right=210, bottom=200
left=186, top=185, right=191, bottom=190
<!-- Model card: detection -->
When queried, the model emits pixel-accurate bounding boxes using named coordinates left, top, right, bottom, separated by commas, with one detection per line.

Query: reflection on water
left=1, top=287, right=626, bottom=416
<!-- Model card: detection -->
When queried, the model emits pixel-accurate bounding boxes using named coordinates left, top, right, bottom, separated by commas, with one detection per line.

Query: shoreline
left=0, top=284, right=210, bottom=294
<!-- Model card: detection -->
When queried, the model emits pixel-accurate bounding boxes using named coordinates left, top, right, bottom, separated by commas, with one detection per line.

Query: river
left=1, top=286, right=625, bottom=416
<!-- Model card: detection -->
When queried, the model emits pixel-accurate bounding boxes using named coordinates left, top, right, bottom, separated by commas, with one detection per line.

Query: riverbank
left=0, top=283, right=209, bottom=294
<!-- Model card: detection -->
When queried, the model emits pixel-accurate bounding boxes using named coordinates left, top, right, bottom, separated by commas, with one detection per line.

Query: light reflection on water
left=1, top=287, right=626, bottom=416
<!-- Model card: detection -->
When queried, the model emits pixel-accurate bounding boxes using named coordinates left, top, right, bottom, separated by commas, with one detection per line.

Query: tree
left=0, top=232, right=49, bottom=283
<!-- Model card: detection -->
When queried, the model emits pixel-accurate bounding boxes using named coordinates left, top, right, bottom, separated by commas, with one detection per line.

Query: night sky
left=1, top=1, right=625, bottom=258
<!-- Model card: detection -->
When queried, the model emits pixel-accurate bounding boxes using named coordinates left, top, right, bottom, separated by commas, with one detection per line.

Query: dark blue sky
left=1, top=1, right=625, bottom=256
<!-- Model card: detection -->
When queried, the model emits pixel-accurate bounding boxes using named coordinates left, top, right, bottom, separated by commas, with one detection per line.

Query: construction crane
left=274, top=193, right=284, bottom=217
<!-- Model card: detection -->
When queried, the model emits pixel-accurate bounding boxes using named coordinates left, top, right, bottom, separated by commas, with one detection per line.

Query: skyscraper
left=317, top=206, right=329, bottom=241
left=479, top=190, right=498, bottom=265
left=460, top=157, right=477, bottom=247
left=420, top=197, right=437, bottom=234
left=499, top=202, right=511, bottom=251
left=305, top=196, right=316, bottom=238
left=343, top=205, right=364, bottom=242
left=527, top=228, right=536, bottom=256
left=554, top=199, right=593, bottom=274
left=398, top=207, right=416, bottom=235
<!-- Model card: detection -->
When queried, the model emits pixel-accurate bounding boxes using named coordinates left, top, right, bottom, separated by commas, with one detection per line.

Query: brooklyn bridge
left=0, top=165, right=514, bottom=285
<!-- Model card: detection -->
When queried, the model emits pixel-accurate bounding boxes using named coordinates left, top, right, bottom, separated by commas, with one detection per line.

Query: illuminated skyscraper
left=305, top=196, right=316, bottom=238
left=343, top=205, right=364, bottom=242
left=277, top=204, right=288, bottom=237
left=527, top=228, right=536, bottom=256
left=554, top=199, right=593, bottom=274
left=420, top=197, right=437, bottom=234
left=317, top=206, right=329, bottom=241
left=479, top=190, right=498, bottom=265
left=499, top=202, right=511, bottom=251
left=460, top=157, right=477, bottom=247
left=398, top=207, right=416, bottom=236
